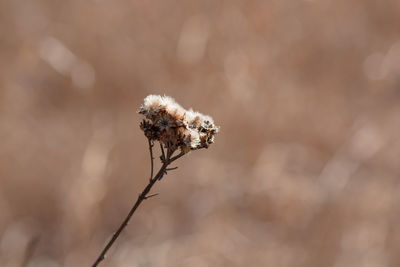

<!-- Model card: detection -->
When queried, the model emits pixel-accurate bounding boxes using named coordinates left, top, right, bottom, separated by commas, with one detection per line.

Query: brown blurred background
left=1, top=0, right=400, bottom=266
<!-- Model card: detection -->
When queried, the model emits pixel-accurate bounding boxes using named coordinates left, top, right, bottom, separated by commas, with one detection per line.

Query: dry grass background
left=1, top=0, right=400, bottom=266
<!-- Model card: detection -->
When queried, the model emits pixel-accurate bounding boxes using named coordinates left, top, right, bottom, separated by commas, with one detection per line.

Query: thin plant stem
left=160, top=143, right=165, bottom=163
left=148, top=138, right=154, bottom=181
left=170, top=151, right=185, bottom=162
left=91, top=142, right=181, bottom=267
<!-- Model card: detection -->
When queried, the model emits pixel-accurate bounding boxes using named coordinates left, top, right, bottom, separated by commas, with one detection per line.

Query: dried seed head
left=139, top=95, right=219, bottom=153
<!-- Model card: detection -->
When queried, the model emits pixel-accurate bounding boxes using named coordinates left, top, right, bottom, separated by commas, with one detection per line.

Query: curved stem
left=92, top=144, right=179, bottom=267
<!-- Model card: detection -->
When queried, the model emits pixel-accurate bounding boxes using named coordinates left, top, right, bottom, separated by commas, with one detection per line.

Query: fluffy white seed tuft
left=139, top=95, right=219, bottom=153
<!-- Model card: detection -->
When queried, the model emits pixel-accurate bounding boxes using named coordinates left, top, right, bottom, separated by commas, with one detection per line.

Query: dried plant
left=92, top=95, right=219, bottom=266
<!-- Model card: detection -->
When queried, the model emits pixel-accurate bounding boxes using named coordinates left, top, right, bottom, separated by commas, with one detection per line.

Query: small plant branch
left=148, top=138, right=154, bottom=181
left=160, top=143, right=166, bottom=163
left=92, top=139, right=179, bottom=267
left=144, top=193, right=159, bottom=199
left=92, top=94, right=219, bottom=266
left=170, top=151, right=185, bottom=162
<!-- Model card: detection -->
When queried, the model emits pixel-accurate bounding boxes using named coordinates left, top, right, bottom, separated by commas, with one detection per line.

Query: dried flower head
left=139, top=95, right=219, bottom=153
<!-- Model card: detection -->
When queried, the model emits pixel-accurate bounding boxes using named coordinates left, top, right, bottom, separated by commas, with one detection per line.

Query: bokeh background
left=1, top=0, right=400, bottom=266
